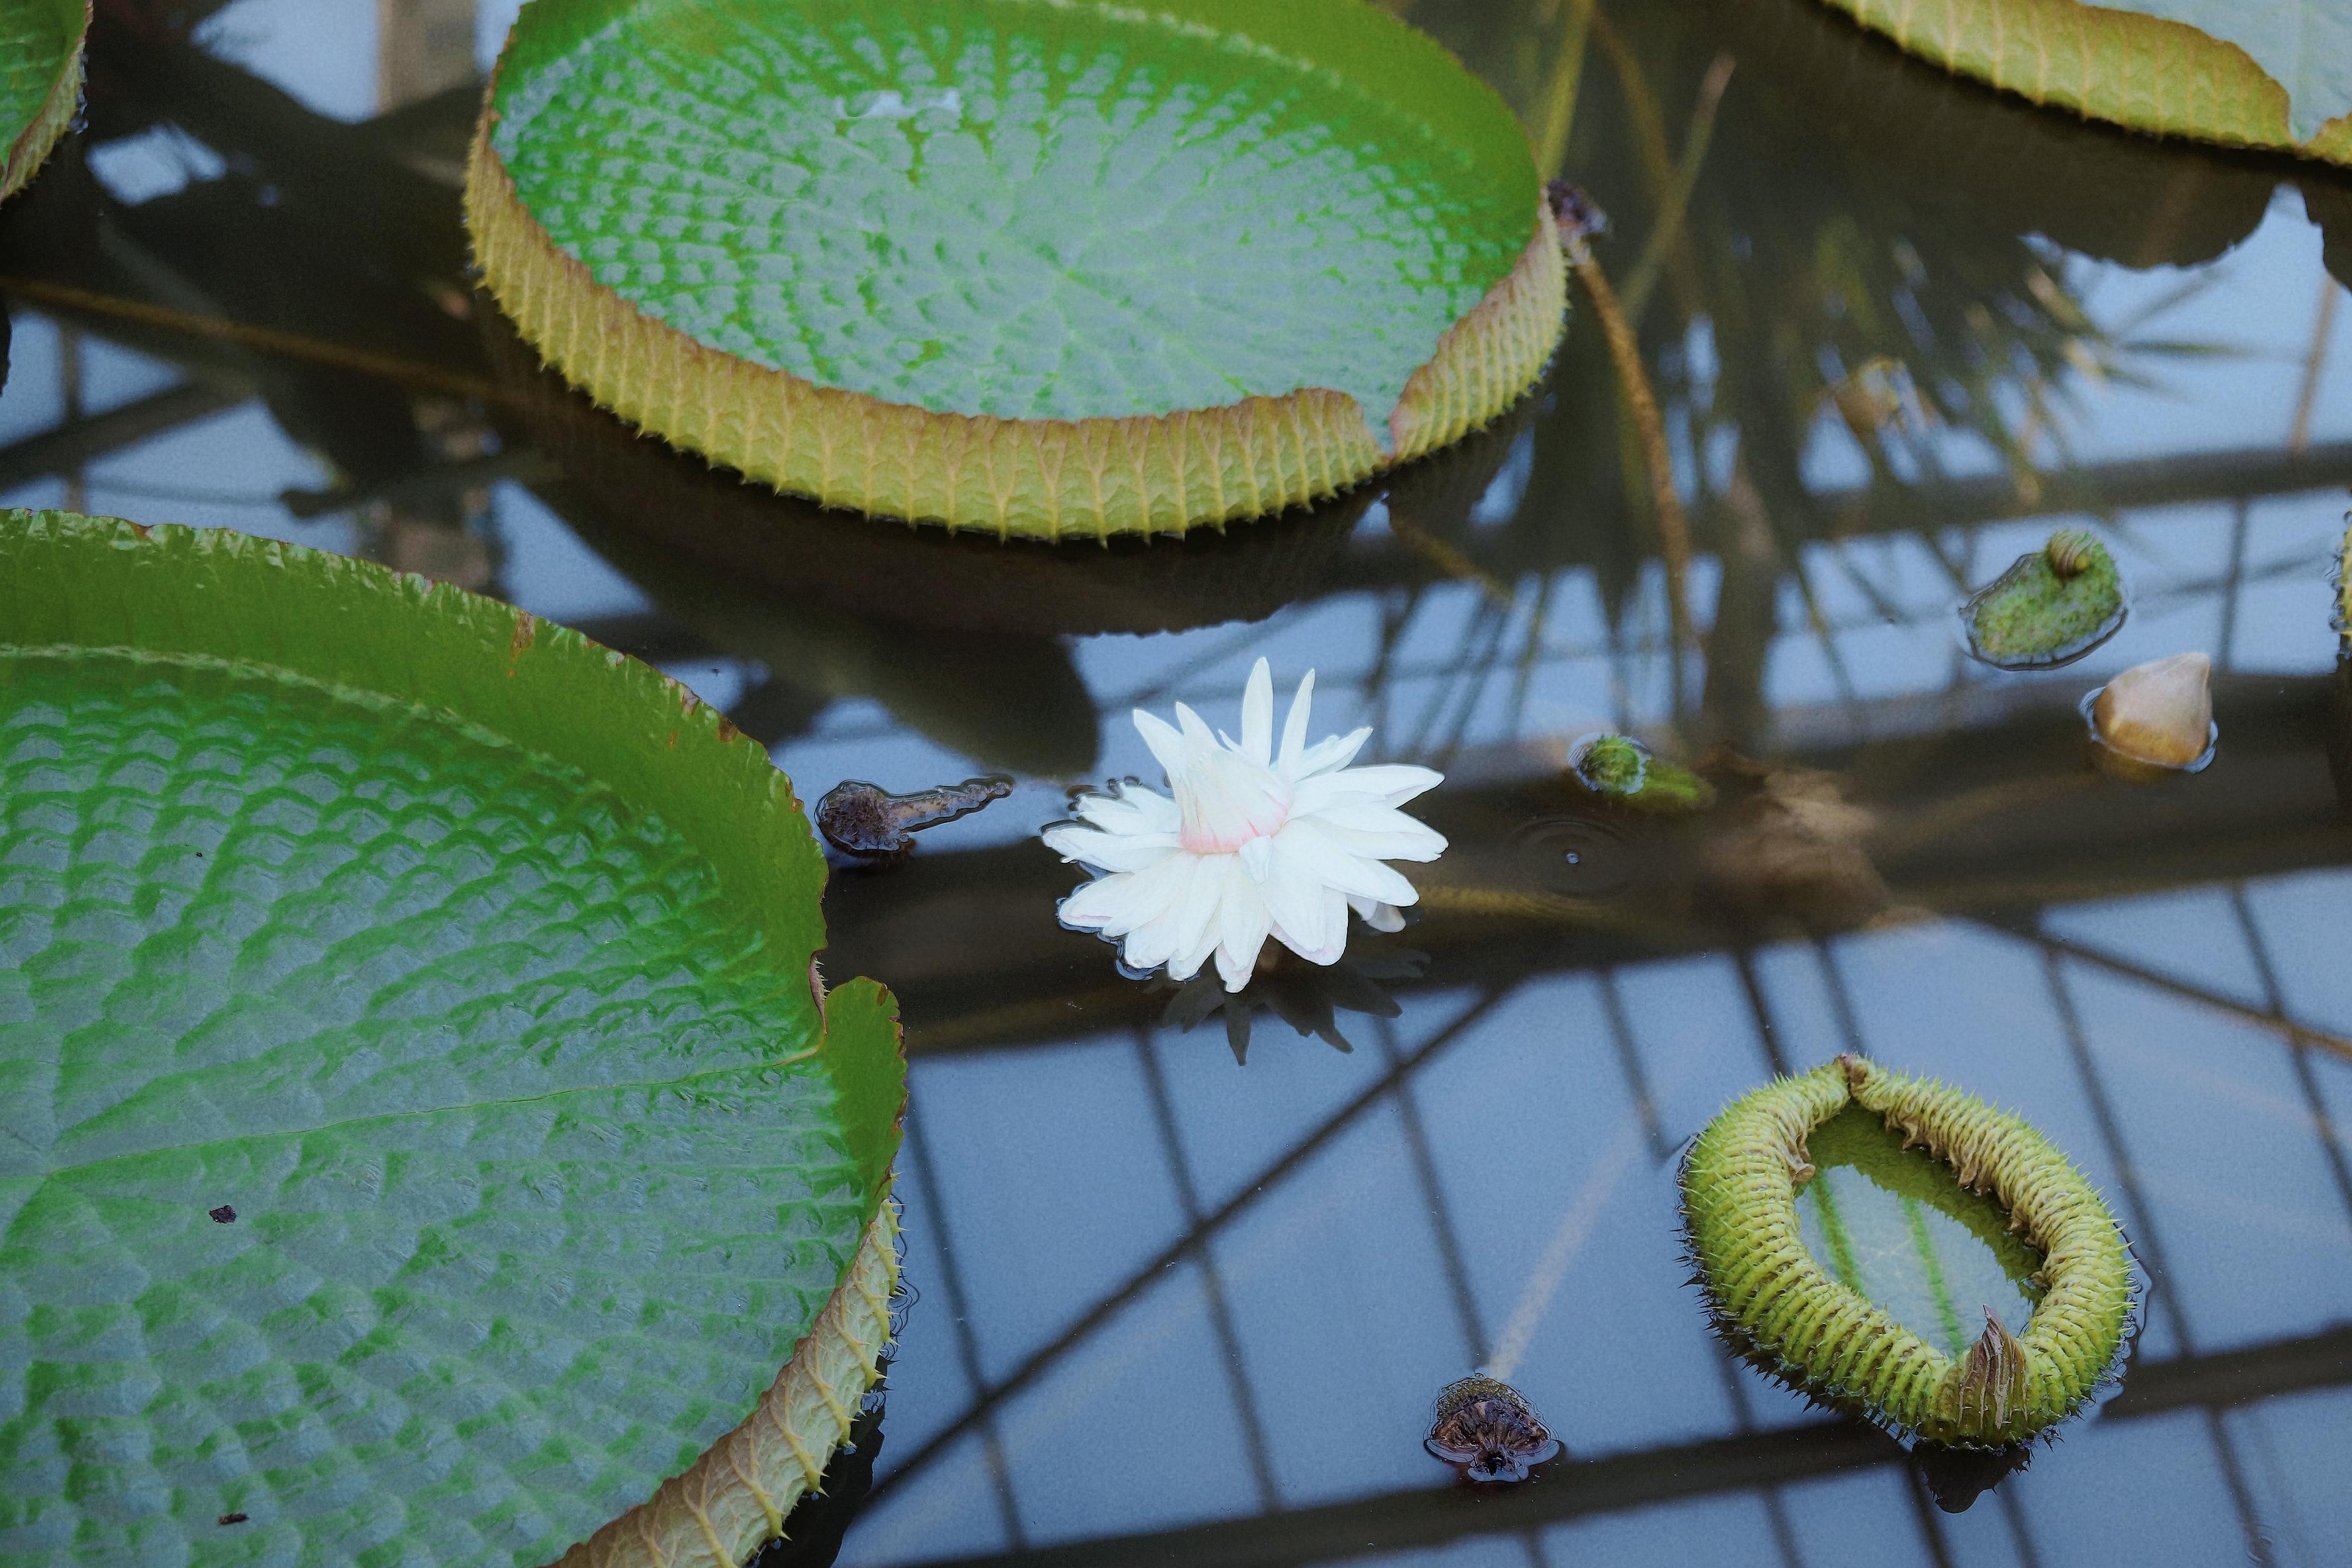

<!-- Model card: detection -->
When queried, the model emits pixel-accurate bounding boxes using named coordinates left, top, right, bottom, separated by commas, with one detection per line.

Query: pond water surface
left=4, top=1, right=2351, bottom=1565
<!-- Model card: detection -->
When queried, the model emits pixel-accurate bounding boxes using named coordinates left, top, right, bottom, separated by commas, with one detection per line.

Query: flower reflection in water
left=1153, top=941, right=1428, bottom=1065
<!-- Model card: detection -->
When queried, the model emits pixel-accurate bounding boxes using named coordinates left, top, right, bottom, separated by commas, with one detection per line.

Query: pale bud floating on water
left=1424, top=1375, right=1560, bottom=1484
left=1567, top=731, right=1717, bottom=815
left=2085, top=651, right=2216, bottom=778
left=1043, top=658, right=1446, bottom=992
left=1960, top=527, right=2128, bottom=669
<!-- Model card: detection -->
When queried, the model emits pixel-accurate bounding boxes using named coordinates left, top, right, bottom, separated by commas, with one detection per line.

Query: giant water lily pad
left=1814, top=0, right=2352, bottom=165
left=466, top=0, right=1565, bottom=538
left=0, top=511, right=905, bottom=1567
left=1682, top=1055, right=2131, bottom=1447
left=1, top=0, right=86, bottom=203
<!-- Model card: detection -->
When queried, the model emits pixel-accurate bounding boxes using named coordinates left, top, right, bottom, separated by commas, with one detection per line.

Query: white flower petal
left=1275, top=887, right=1350, bottom=965
left=1275, top=818, right=1419, bottom=905
left=1042, top=823, right=1182, bottom=873
left=1277, top=670, right=1316, bottom=774
left=1174, top=701, right=1219, bottom=750
left=1293, top=763, right=1442, bottom=813
left=1256, top=837, right=1335, bottom=958
left=1237, top=834, right=1276, bottom=882
left=1349, top=895, right=1407, bottom=933
left=1128, top=852, right=1226, bottom=975
left=1214, top=873, right=1272, bottom=991
left=1122, top=788, right=1182, bottom=832
left=1172, top=858, right=1244, bottom=983
left=1073, top=785, right=1176, bottom=834
left=1289, top=725, right=1372, bottom=780
left=1133, top=709, right=1187, bottom=780
left=1293, top=804, right=1448, bottom=863
left=1060, top=868, right=1158, bottom=933
left=1239, top=658, right=1274, bottom=766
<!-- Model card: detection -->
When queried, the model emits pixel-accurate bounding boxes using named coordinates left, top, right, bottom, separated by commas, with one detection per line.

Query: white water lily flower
left=1043, top=658, right=1446, bottom=992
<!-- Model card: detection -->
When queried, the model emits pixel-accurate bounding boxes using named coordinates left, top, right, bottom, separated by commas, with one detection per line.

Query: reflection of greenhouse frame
left=1682, top=1055, right=2131, bottom=1447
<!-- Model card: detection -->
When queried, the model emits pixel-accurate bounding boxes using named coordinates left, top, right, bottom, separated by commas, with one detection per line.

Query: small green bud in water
left=1569, top=733, right=1716, bottom=815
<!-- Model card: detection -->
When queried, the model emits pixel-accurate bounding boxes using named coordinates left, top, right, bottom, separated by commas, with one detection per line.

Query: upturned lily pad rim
left=1, top=0, right=88, bottom=204
left=465, top=0, right=1567, bottom=540
left=1682, top=1055, right=2134, bottom=1447
left=0, top=508, right=908, bottom=1568
left=1814, top=0, right=2352, bottom=168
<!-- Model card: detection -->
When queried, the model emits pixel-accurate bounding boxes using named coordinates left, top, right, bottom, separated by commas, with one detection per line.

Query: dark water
left=4, top=2, right=2351, bottom=1565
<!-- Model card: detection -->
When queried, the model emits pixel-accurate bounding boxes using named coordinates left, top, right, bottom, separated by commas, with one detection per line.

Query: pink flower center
left=1175, top=748, right=1293, bottom=853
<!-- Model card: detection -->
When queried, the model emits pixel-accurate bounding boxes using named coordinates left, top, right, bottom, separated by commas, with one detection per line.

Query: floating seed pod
left=1959, top=528, right=2127, bottom=668
left=1567, top=732, right=1717, bottom=815
left=2083, top=651, right=2217, bottom=781
left=1424, top=1375, right=1560, bottom=1484
left=1681, top=1055, right=2133, bottom=1448
left=818, top=776, right=1012, bottom=859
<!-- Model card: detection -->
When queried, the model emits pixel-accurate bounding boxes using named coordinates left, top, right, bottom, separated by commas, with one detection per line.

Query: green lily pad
left=1682, top=1055, right=2132, bottom=1447
left=0, top=510, right=905, bottom=1568
left=1814, top=0, right=2352, bottom=165
left=1961, top=529, right=2128, bottom=668
left=468, top=0, right=1564, bottom=536
left=1, top=0, right=86, bottom=204
left=2101, top=0, right=2352, bottom=142
left=1797, top=1105, right=2044, bottom=1360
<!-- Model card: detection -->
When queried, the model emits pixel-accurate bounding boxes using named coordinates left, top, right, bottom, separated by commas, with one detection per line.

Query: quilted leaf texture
left=0, top=0, right=86, bottom=203
left=467, top=0, right=1566, bottom=536
left=1817, top=0, right=2352, bottom=164
left=0, top=511, right=905, bottom=1568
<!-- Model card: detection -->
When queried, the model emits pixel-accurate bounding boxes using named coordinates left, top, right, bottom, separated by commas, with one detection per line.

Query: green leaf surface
left=2096, top=0, right=2352, bottom=141
left=1816, top=0, right=2352, bottom=164
left=1796, top=1105, right=2044, bottom=1359
left=0, top=0, right=83, bottom=194
left=0, top=511, right=902, bottom=1567
left=488, top=0, right=1538, bottom=425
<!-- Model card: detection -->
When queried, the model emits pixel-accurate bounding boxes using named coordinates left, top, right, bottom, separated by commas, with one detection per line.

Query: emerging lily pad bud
left=1568, top=732, right=1716, bottom=815
left=2091, top=651, right=2213, bottom=770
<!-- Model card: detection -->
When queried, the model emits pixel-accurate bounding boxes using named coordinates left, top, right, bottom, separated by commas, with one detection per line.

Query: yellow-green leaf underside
left=1816, top=0, right=2352, bottom=165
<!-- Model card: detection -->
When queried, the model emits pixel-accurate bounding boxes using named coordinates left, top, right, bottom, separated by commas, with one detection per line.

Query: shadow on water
left=479, top=301, right=1385, bottom=641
